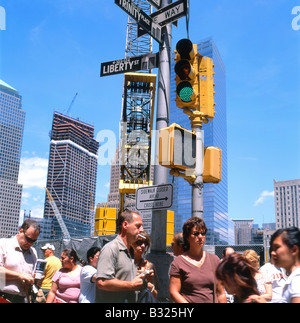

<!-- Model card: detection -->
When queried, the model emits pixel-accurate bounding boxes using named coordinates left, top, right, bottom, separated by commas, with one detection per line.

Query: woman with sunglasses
left=132, top=231, right=159, bottom=299
left=169, top=217, right=226, bottom=303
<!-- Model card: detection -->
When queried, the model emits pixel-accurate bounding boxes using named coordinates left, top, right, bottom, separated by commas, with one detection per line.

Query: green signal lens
left=177, top=81, right=193, bottom=103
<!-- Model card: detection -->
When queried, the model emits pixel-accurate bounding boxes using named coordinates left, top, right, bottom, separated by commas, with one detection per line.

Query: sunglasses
left=191, top=231, right=206, bottom=237
left=24, top=233, right=37, bottom=244
left=135, top=240, right=148, bottom=247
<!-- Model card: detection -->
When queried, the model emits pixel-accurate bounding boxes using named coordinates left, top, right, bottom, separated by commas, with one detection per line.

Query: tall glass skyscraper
left=170, top=38, right=230, bottom=245
left=44, top=112, right=99, bottom=239
left=0, top=80, right=25, bottom=238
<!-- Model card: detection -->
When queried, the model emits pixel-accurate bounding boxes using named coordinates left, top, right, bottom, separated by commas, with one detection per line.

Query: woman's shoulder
left=206, top=253, right=221, bottom=266
left=172, top=255, right=185, bottom=263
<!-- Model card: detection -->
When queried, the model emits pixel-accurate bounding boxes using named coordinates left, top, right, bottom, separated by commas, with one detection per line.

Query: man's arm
left=0, top=267, right=34, bottom=285
left=96, top=275, right=144, bottom=292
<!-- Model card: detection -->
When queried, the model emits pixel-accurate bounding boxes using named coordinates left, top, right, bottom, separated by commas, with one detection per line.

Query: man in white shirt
left=0, top=219, right=40, bottom=303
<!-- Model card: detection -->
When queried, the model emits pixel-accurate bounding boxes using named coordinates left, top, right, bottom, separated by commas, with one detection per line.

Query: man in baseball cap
left=39, top=243, right=61, bottom=301
left=41, top=243, right=55, bottom=251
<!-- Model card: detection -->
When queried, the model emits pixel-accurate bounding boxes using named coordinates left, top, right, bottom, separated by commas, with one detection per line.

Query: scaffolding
left=118, top=1, right=156, bottom=214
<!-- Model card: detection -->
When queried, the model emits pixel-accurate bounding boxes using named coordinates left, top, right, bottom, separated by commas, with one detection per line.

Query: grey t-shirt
left=95, top=235, right=137, bottom=303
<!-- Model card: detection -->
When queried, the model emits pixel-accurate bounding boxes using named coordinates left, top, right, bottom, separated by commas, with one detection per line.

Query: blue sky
left=0, top=0, right=299, bottom=227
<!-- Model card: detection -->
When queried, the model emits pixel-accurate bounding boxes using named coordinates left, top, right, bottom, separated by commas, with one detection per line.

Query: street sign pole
left=147, top=0, right=173, bottom=301
left=151, top=0, right=172, bottom=253
left=192, top=118, right=204, bottom=219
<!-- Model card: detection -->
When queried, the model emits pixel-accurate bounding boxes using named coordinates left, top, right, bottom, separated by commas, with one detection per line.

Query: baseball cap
left=41, top=243, right=55, bottom=251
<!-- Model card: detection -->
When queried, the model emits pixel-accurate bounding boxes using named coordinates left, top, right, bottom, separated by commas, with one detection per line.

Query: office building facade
left=44, top=112, right=99, bottom=239
left=170, top=38, right=230, bottom=245
left=0, top=80, right=25, bottom=238
left=233, top=219, right=254, bottom=245
left=274, top=179, right=300, bottom=229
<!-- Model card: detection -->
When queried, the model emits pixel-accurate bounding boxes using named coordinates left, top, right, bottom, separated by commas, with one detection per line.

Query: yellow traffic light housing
left=174, top=39, right=199, bottom=109
left=159, top=123, right=196, bottom=171
left=198, top=56, right=216, bottom=120
left=203, top=147, right=222, bottom=184
left=94, top=207, right=117, bottom=236
left=174, top=39, right=216, bottom=123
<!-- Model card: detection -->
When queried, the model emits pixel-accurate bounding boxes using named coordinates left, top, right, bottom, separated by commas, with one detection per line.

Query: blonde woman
left=242, top=250, right=272, bottom=302
left=132, top=231, right=159, bottom=299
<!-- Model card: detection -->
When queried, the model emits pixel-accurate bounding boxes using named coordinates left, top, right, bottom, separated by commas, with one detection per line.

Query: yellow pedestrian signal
left=174, top=39, right=199, bottom=109
left=159, top=123, right=196, bottom=171
left=203, top=147, right=222, bottom=184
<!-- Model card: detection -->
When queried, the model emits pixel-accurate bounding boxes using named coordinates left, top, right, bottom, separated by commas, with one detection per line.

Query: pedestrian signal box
left=203, top=147, right=222, bottom=184
left=159, top=123, right=196, bottom=171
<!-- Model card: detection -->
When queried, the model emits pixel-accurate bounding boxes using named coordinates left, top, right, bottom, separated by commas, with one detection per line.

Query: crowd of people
left=0, top=211, right=300, bottom=303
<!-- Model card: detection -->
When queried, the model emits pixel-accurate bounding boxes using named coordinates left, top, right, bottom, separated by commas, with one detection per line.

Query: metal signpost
left=112, top=0, right=189, bottom=299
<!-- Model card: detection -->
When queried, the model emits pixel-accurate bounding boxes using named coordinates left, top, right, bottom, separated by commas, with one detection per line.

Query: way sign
left=136, top=184, right=173, bottom=211
left=115, top=0, right=162, bottom=44
left=151, top=0, right=188, bottom=27
left=100, top=53, right=159, bottom=77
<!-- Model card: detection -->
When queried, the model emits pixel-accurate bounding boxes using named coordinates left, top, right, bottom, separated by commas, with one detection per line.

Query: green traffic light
left=176, top=81, right=193, bottom=103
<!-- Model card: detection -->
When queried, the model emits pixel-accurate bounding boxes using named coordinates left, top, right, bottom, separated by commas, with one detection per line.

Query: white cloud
left=29, top=205, right=45, bottom=218
left=254, top=190, right=274, bottom=206
left=18, top=157, right=48, bottom=189
left=22, top=191, right=31, bottom=199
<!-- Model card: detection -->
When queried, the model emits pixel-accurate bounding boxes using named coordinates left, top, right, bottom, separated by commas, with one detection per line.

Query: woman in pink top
left=169, top=217, right=227, bottom=303
left=46, top=249, right=81, bottom=303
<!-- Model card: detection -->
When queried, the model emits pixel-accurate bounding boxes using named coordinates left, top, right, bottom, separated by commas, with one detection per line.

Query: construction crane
left=90, top=191, right=95, bottom=237
left=66, top=92, right=78, bottom=116
left=45, top=187, right=71, bottom=240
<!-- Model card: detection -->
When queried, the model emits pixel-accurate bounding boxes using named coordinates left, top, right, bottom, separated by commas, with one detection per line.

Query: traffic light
left=174, top=39, right=199, bottom=109
left=159, top=123, right=196, bottom=171
left=203, top=147, right=222, bottom=184
left=198, top=56, right=216, bottom=120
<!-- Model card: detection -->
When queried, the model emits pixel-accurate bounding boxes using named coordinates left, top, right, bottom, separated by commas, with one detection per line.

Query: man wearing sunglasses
left=0, top=219, right=40, bottom=303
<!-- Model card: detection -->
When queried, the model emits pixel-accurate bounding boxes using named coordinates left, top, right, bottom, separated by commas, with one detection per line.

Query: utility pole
left=187, top=111, right=205, bottom=219
left=148, top=0, right=174, bottom=300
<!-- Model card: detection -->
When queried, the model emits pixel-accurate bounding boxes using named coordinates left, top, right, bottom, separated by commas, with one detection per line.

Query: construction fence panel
left=35, top=235, right=117, bottom=262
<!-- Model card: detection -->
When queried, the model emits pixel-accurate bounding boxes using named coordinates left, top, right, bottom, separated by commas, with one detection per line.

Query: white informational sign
left=136, top=184, right=173, bottom=211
